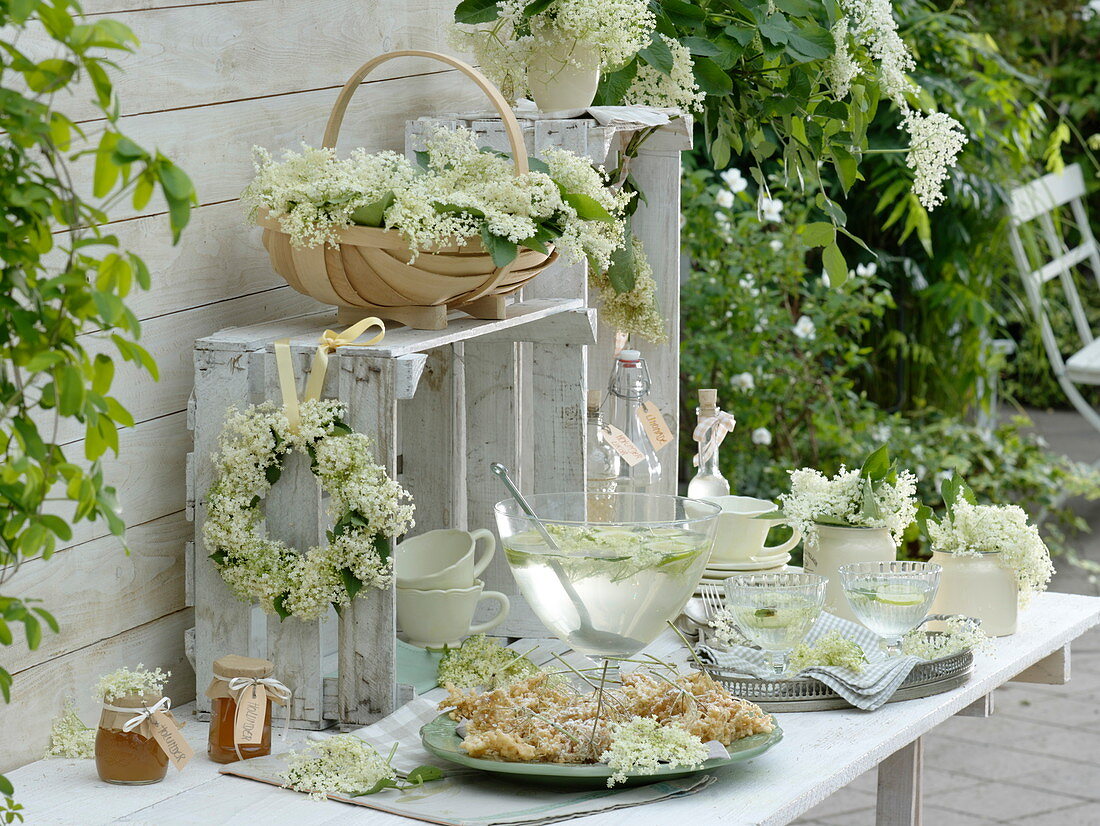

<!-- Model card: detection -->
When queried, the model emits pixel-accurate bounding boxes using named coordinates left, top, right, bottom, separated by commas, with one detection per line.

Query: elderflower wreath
left=203, top=396, right=414, bottom=622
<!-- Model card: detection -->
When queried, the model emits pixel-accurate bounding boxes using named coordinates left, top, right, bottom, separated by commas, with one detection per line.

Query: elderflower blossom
left=900, top=616, right=990, bottom=660
left=436, top=635, right=541, bottom=689
left=833, top=0, right=968, bottom=210
left=243, top=127, right=628, bottom=271
left=600, top=717, right=709, bottom=787
left=588, top=237, right=668, bottom=343
left=779, top=465, right=919, bottom=546
left=94, top=665, right=170, bottom=702
left=623, top=35, right=705, bottom=112
left=204, top=400, right=414, bottom=621
left=927, top=501, right=1054, bottom=605
left=45, top=702, right=95, bottom=759
left=708, top=607, right=751, bottom=649
left=450, top=0, right=654, bottom=99
left=281, top=735, right=395, bottom=801
left=788, top=632, right=868, bottom=673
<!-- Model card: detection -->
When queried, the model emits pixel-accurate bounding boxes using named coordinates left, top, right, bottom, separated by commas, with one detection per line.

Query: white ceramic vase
left=929, top=550, right=1018, bottom=636
left=526, top=30, right=600, bottom=113
left=803, top=524, right=896, bottom=621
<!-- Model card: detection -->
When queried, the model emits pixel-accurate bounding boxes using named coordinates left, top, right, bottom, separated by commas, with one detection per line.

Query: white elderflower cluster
left=600, top=716, right=709, bottom=787
left=436, top=635, right=541, bottom=689
left=588, top=237, right=668, bottom=343
left=708, top=606, right=751, bottom=649
left=244, top=127, right=628, bottom=270
left=450, top=0, right=653, bottom=99
left=900, top=615, right=990, bottom=660
left=45, top=702, right=95, bottom=759
left=779, top=465, right=918, bottom=546
left=788, top=631, right=868, bottom=673
left=833, top=0, right=968, bottom=210
left=281, top=735, right=395, bottom=801
left=927, top=501, right=1054, bottom=605
left=623, top=35, right=705, bottom=112
left=94, top=665, right=170, bottom=702
left=203, top=400, right=414, bottom=621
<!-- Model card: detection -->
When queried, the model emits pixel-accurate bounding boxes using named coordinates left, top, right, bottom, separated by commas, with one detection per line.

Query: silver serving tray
left=700, top=649, right=973, bottom=711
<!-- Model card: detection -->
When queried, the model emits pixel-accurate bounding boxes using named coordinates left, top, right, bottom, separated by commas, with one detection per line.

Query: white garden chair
left=1007, top=163, right=1100, bottom=433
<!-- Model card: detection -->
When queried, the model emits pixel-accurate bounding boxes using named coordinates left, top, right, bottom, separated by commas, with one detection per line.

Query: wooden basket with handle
left=256, top=50, right=557, bottom=331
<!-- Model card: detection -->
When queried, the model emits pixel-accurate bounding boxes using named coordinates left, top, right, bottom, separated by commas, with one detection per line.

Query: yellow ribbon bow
left=274, top=316, right=386, bottom=431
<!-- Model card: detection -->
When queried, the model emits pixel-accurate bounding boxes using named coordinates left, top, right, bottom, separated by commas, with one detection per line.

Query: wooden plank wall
left=0, top=0, right=482, bottom=771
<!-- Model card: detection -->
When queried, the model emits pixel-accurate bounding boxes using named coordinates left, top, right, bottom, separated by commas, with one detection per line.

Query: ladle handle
left=490, top=462, right=559, bottom=551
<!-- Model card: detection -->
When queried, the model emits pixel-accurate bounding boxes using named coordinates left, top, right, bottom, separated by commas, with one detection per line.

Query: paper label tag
left=603, top=425, right=645, bottom=467
left=637, top=402, right=674, bottom=452
left=235, top=685, right=268, bottom=745
left=148, top=710, right=194, bottom=772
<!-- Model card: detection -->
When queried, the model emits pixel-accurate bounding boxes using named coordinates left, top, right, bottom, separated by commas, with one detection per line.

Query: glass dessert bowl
left=839, top=561, right=942, bottom=653
left=495, top=493, right=720, bottom=658
left=723, top=572, right=828, bottom=675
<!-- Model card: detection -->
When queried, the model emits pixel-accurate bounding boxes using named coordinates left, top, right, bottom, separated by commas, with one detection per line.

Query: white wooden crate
left=186, top=118, right=689, bottom=729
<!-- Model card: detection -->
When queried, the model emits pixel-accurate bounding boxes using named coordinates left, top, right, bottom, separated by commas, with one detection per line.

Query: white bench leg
left=1011, top=644, right=1071, bottom=685
left=876, top=737, right=923, bottom=826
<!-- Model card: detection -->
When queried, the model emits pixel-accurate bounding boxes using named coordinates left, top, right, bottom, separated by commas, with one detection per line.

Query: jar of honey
left=95, top=693, right=171, bottom=785
left=206, top=655, right=290, bottom=764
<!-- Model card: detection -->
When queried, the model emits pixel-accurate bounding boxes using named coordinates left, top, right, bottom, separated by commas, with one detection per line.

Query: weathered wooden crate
left=185, top=117, right=690, bottom=728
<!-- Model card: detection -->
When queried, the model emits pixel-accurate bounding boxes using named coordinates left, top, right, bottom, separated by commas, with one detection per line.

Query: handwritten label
left=235, top=685, right=268, bottom=745
left=148, top=710, right=194, bottom=772
left=637, top=402, right=674, bottom=452
left=603, top=425, right=645, bottom=467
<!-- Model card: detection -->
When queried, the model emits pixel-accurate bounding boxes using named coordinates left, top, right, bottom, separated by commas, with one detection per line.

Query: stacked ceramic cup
left=394, top=529, right=510, bottom=648
left=695, top=496, right=802, bottom=597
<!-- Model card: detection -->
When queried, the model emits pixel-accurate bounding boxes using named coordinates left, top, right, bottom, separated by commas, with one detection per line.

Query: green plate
left=419, top=713, right=783, bottom=789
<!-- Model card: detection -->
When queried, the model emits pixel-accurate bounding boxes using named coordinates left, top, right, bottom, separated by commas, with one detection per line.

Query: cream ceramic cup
left=395, top=528, right=496, bottom=590
left=705, top=495, right=802, bottom=564
left=396, top=580, right=509, bottom=648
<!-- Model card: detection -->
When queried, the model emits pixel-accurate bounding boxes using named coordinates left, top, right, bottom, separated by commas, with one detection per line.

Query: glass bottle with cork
left=585, top=389, right=621, bottom=521
left=206, top=655, right=291, bottom=763
left=687, top=388, right=734, bottom=498
left=606, top=349, right=662, bottom=493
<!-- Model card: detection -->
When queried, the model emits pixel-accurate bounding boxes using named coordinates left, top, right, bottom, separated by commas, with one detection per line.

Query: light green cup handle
left=470, top=528, right=496, bottom=579
left=469, top=591, right=509, bottom=635
left=754, top=523, right=802, bottom=559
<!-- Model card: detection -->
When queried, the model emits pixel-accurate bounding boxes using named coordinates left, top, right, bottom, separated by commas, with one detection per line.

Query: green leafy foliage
left=0, top=0, right=193, bottom=804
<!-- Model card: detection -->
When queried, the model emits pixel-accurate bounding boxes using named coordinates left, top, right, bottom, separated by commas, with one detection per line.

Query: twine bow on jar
left=225, top=675, right=293, bottom=761
left=692, top=410, right=737, bottom=467
left=274, top=316, right=386, bottom=432
left=116, top=696, right=172, bottom=734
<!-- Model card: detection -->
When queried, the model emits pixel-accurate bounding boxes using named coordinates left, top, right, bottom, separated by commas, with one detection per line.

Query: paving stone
left=932, top=781, right=1083, bottom=822
left=792, top=787, right=876, bottom=820
left=1012, top=802, right=1100, bottom=825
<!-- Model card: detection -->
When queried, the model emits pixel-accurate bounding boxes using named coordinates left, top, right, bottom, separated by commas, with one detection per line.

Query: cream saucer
left=704, top=554, right=791, bottom=574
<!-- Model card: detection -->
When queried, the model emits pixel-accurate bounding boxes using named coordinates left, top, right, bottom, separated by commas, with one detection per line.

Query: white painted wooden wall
left=0, top=0, right=487, bottom=771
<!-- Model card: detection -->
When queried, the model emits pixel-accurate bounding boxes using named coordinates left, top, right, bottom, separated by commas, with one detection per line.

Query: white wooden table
left=10, top=592, right=1099, bottom=826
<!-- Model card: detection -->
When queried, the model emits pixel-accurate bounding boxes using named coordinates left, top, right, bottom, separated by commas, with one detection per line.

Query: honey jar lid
left=213, top=655, right=274, bottom=679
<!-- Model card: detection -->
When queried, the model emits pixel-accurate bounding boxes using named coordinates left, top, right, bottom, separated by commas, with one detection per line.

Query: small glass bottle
left=95, top=693, right=170, bottom=785
left=687, top=388, right=731, bottom=498
left=606, top=349, right=662, bottom=493
left=206, top=655, right=276, bottom=764
left=585, top=389, right=620, bottom=522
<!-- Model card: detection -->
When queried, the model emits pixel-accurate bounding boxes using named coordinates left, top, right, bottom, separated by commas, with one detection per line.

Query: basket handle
left=322, top=50, right=529, bottom=176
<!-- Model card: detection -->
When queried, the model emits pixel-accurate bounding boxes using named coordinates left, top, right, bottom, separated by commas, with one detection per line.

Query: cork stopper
left=587, top=389, right=602, bottom=413
left=698, top=388, right=718, bottom=414
left=213, top=655, right=274, bottom=680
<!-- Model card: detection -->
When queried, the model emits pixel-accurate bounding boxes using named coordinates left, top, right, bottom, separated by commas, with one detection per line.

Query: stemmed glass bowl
left=839, top=561, right=942, bottom=654
left=722, top=572, right=828, bottom=675
left=495, top=493, right=720, bottom=658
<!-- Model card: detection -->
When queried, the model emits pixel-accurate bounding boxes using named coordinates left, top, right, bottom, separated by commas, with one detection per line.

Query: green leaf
left=638, top=34, right=674, bottom=75
left=354, top=777, right=399, bottom=796
left=209, top=550, right=228, bottom=565
left=594, top=60, right=638, bottom=106
left=802, top=222, right=836, bottom=248
left=0, top=621, right=11, bottom=647
left=480, top=226, right=519, bottom=268
left=661, top=0, right=706, bottom=25
left=433, top=202, right=486, bottom=219
left=860, top=445, right=891, bottom=482
left=158, top=163, right=194, bottom=201
left=265, top=462, right=282, bottom=485
left=607, top=227, right=637, bottom=293
left=93, top=133, right=120, bottom=198
left=940, top=472, right=976, bottom=513
left=522, top=0, right=554, bottom=16
left=692, top=56, right=733, bottom=96
left=375, top=535, right=391, bottom=564
left=22, top=613, right=41, bottom=650
left=32, top=608, right=59, bottom=634
left=681, top=36, right=722, bottom=57
left=405, top=765, right=444, bottom=785
left=340, top=568, right=364, bottom=601
left=273, top=594, right=291, bottom=620
left=351, top=191, right=395, bottom=227
left=0, top=771, right=12, bottom=795
left=821, top=243, right=847, bottom=287
left=57, top=364, right=85, bottom=417
left=526, top=157, right=551, bottom=175
left=562, top=192, right=614, bottom=222
left=111, top=136, right=146, bottom=163
left=454, top=0, right=501, bottom=24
